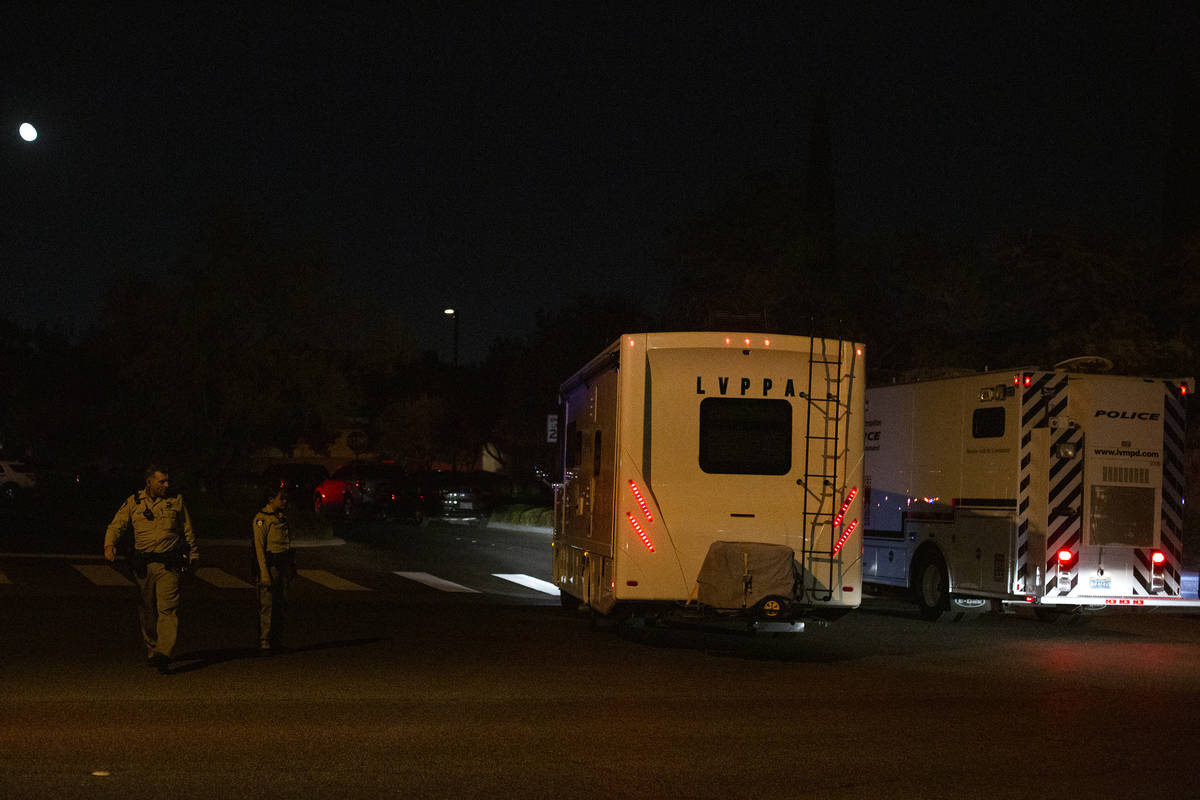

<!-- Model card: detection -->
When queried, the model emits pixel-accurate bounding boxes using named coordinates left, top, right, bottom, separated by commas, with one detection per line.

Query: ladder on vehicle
left=797, top=336, right=858, bottom=602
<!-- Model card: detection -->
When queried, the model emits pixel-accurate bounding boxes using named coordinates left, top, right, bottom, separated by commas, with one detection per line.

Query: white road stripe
left=297, top=569, right=372, bottom=591
left=394, top=571, right=481, bottom=593
left=492, top=573, right=560, bottom=596
left=193, top=567, right=253, bottom=589
left=72, top=564, right=134, bottom=587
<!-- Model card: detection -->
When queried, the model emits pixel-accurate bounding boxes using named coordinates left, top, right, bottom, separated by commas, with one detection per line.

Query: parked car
left=313, top=462, right=420, bottom=522
left=262, top=463, right=329, bottom=507
left=431, top=471, right=508, bottom=523
left=0, top=460, right=38, bottom=501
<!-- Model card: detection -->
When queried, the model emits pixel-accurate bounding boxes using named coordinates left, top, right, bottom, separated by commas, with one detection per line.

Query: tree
left=86, top=212, right=384, bottom=483
left=483, top=295, right=655, bottom=482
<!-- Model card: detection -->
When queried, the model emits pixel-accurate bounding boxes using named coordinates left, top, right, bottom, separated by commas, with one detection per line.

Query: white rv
left=862, top=366, right=1198, bottom=619
left=553, top=332, right=865, bottom=631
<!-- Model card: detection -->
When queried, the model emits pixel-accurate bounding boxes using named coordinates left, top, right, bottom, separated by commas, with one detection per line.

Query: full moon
left=19, top=122, right=38, bottom=142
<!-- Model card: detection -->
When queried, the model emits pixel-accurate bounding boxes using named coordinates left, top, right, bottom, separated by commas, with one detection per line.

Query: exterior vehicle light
left=832, top=519, right=858, bottom=557
left=626, top=512, right=655, bottom=552
left=1056, top=548, right=1076, bottom=592
left=629, top=480, right=654, bottom=522
left=832, top=487, right=858, bottom=527
left=1151, top=551, right=1166, bottom=592
left=1054, top=442, right=1077, bottom=459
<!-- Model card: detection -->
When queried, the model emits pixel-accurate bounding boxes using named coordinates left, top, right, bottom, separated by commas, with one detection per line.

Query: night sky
left=3, top=2, right=1197, bottom=363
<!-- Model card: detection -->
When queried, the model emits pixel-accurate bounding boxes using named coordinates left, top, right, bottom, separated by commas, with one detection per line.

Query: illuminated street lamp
left=443, top=308, right=458, bottom=367
left=18, top=122, right=38, bottom=142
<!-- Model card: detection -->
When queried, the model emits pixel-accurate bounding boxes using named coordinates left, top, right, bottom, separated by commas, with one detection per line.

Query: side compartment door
left=950, top=510, right=1014, bottom=592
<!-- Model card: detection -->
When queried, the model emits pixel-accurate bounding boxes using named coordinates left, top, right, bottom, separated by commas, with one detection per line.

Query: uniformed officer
left=253, top=484, right=293, bottom=655
left=104, top=465, right=198, bottom=674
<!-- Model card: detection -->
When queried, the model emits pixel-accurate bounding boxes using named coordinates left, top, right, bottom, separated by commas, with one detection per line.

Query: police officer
left=253, top=483, right=293, bottom=655
left=104, top=465, right=198, bottom=674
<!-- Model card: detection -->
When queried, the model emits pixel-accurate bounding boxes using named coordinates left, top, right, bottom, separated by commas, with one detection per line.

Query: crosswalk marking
left=193, top=567, right=253, bottom=589
left=297, top=569, right=372, bottom=591
left=492, top=573, right=561, bottom=596
left=72, top=564, right=134, bottom=587
left=394, top=571, right=482, bottom=593
left=4, top=562, right=557, bottom=597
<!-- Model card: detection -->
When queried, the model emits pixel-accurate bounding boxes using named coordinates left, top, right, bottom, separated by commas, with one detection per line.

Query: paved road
left=3, top=520, right=1199, bottom=798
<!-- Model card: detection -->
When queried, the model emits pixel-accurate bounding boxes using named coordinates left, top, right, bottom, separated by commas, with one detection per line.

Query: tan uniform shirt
left=104, top=492, right=198, bottom=557
left=253, top=508, right=291, bottom=555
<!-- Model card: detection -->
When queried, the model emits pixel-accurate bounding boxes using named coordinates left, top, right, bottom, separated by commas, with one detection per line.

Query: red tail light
left=1151, top=551, right=1166, bottom=565
left=833, top=487, right=858, bottom=527
left=1057, top=549, right=1075, bottom=565
left=629, top=480, right=654, bottom=522
left=832, top=520, right=858, bottom=557
left=626, top=512, right=655, bottom=552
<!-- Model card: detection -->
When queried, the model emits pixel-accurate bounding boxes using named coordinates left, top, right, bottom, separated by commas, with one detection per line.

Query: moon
left=19, top=122, right=38, bottom=142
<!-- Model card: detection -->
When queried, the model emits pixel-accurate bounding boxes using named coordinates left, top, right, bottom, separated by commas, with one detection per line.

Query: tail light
left=629, top=480, right=654, bottom=522
left=832, top=487, right=858, bottom=528
left=831, top=488, right=859, bottom=557
left=832, top=519, right=858, bottom=557
left=1151, top=550, right=1166, bottom=592
left=1056, top=548, right=1075, bottom=592
left=626, top=512, right=655, bottom=552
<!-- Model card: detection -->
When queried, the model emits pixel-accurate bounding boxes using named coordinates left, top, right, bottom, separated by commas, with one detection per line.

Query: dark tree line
left=661, top=175, right=1200, bottom=389
left=3, top=184, right=1198, bottom=492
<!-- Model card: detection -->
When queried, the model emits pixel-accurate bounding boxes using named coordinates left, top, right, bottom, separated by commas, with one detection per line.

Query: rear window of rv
left=972, top=407, right=1006, bottom=438
left=699, top=398, right=792, bottom=475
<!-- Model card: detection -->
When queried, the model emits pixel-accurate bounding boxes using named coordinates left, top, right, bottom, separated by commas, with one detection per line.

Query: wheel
left=913, top=556, right=948, bottom=621
left=342, top=495, right=354, bottom=520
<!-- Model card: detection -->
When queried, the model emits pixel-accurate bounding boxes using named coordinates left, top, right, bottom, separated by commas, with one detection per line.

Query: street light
left=443, top=308, right=458, bottom=367
left=18, top=122, right=37, bottom=142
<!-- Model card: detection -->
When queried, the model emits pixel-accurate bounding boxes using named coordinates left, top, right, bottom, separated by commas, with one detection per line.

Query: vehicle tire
left=913, top=555, right=949, bottom=621
left=342, top=495, right=354, bottom=520
left=559, top=588, right=582, bottom=610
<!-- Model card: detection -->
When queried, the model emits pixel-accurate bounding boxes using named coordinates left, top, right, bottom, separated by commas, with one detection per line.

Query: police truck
left=862, top=362, right=1198, bottom=619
